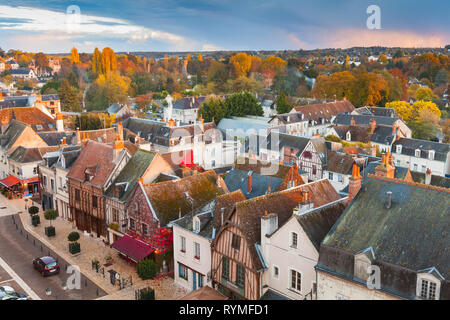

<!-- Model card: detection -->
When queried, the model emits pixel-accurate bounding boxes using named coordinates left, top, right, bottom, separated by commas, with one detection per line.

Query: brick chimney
left=348, top=164, right=362, bottom=202
left=113, top=134, right=124, bottom=160
left=117, top=122, right=123, bottom=140
left=425, top=168, right=432, bottom=185
left=370, top=118, right=376, bottom=133
left=56, top=112, right=64, bottom=132
left=247, top=171, right=253, bottom=194
left=375, top=151, right=395, bottom=179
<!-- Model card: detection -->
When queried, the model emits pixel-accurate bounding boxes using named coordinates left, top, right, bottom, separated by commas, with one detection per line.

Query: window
left=396, top=160, right=400, bottom=166
left=222, top=257, right=229, bottom=280
left=236, top=264, right=245, bottom=288
left=429, top=150, right=435, bottom=160
left=338, top=174, right=343, bottom=182
left=33, top=167, right=37, bottom=174
left=396, top=145, right=402, bottom=153
left=290, top=270, right=301, bottom=292
left=92, top=195, right=98, bottom=208
left=420, top=280, right=437, bottom=300
left=194, top=242, right=200, bottom=260
left=75, top=189, right=80, bottom=201
left=112, top=208, right=118, bottom=222
left=142, top=223, right=148, bottom=235
left=50, top=179, right=55, bottom=191
left=312, top=165, right=317, bottom=175
left=413, top=164, right=418, bottom=171
left=303, top=151, right=312, bottom=159
left=328, top=172, right=333, bottom=180
left=421, top=165, right=426, bottom=173
left=198, top=275, right=204, bottom=288
left=415, top=149, right=421, bottom=157
left=273, top=266, right=279, bottom=279
left=43, top=175, right=47, bottom=187
left=180, top=236, right=186, bottom=253
left=59, top=177, right=63, bottom=189
left=232, top=234, right=241, bottom=250
left=179, top=264, right=188, bottom=280
left=129, top=218, right=135, bottom=230
left=193, top=218, right=200, bottom=233
left=290, top=232, right=298, bottom=249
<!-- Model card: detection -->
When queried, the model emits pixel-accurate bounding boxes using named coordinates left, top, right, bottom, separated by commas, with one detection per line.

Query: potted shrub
left=68, top=231, right=81, bottom=254
left=137, top=258, right=158, bottom=280
left=28, top=205, right=40, bottom=226
left=92, top=258, right=100, bottom=271
left=44, top=209, right=57, bottom=237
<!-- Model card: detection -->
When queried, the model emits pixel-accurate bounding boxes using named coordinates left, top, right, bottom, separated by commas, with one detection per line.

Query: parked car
left=32, top=256, right=60, bottom=277
left=0, top=286, right=27, bottom=300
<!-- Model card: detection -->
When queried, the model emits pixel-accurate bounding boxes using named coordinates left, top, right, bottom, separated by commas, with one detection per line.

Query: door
left=193, top=271, right=197, bottom=291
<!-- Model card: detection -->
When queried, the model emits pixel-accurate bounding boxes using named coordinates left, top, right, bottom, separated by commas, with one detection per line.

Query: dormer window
left=193, top=217, right=200, bottom=233
left=415, top=149, right=421, bottom=157
left=428, top=150, right=435, bottom=160
left=354, top=248, right=376, bottom=282
left=396, top=145, right=402, bottom=154
left=416, top=269, right=442, bottom=300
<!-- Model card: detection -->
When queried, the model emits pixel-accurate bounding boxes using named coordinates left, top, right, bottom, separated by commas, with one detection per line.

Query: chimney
left=348, top=164, right=362, bottom=202
left=370, top=118, right=376, bottom=134
left=220, top=207, right=225, bottom=226
left=117, top=122, right=123, bottom=140
left=168, top=119, right=175, bottom=127
left=384, top=191, right=392, bottom=209
left=294, top=190, right=314, bottom=215
left=76, top=128, right=81, bottom=144
left=113, top=134, right=124, bottom=159
left=261, top=212, right=278, bottom=261
left=247, top=171, right=253, bottom=194
left=199, top=113, right=204, bottom=132
left=425, top=168, right=432, bottom=185
left=56, top=112, right=64, bottom=132
left=375, top=151, right=395, bottom=179
left=350, top=117, right=356, bottom=126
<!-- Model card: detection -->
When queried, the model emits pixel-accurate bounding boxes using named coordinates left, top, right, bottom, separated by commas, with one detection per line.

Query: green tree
left=58, top=80, right=82, bottom=112
left=44, top=209, right=58, bottom=227
left=276, top=91, right=291, bottom=114
left=434, top=68, right=449, bottom=87
left=137, top=259, right=158, bottom=280
left=199, top=96, right=226, bottom=124
left=224, top=92, right=263, bottom=118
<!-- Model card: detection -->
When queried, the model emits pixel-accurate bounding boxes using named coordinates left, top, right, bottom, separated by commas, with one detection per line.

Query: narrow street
left=0, top=214, right=107, bottom=300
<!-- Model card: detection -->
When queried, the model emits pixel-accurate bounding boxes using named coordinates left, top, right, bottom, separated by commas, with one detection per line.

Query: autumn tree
left=101, top=47, right=117, bottom=74
left=198, top=53, right=203, bottom=62
left=34, top=52, right=48, bottom=69
left=92, top=48, right=102, bottom=74
left=416, top=87, right=436, bottom=101
left=229, top=53, right=252, bottom=78
left=261, top=56, right=287, bottom=74
left=70, top=47, right=80, bottom=64
left=386, top=101, right=412, bottom=121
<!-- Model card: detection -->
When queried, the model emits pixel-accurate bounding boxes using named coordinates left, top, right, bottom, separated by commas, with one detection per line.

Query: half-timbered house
left=211, top=179, right=341, bottom=300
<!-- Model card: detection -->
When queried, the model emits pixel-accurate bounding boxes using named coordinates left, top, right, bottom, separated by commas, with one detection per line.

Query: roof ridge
left=367, top=174, right=450, bottom=193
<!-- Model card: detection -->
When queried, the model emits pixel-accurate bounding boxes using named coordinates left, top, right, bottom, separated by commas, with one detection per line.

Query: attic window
left=193, top=217, right=200, bottom=233
left=396, top=145, right=402, bottom=153
left=417, top=272, right=441, bottom=300
left=36, top=125, right=43, bottom=130
left=428, top=150, right=435, bottom=160
left=415, top=149, right=421, bottom=157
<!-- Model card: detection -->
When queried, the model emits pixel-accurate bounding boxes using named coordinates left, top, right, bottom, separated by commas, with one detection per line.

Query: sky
left=0, top=0, right=449, bottom=53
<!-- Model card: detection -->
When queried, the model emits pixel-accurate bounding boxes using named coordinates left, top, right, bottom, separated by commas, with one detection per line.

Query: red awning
left=0, top=175, right=21, bottom=188
left=21, top=177, right=39, bottom=184
left=110, top=235, right=154, bottom=263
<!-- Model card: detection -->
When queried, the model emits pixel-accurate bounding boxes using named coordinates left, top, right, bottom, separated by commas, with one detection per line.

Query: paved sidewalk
left=13, top=197, right=188, bottom=300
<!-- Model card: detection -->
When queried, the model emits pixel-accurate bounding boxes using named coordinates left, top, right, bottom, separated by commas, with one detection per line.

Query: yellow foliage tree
left=413, top=100, right=441, bottom=123
left=261, top=56, right=287, bottom=74
left=101, top=47, right=117, bottom=75
left=70, top=47, right=80, bottom=64
left=198, top=53, right=203, bottom=62
left=386, top=101, right=412, bottom=121
left=229, top=52, right=252, bottom=77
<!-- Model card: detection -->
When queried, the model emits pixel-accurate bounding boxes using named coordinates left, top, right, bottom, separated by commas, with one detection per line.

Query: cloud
left=322, top=28, right=449, bottom=48
left=201, top=43, right=224, bottom=51
left=0, top=5, right=188, bottom=46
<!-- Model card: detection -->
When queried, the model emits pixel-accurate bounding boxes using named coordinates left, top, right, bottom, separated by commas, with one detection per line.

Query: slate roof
left=293, top=100, right=355, bottom=121
left=295, top=199, right=347, bottom=250
left=223, top=179, right=341, bottom=271
left=0, top=119, right=27, bottom=150
left=392, top=138, right=450, bottom=162
left=320, top=176, right=450, bottom=297
left=172, top=96, right=206, bottom=110
left=333, top=125, right=372, bottom=143
left=323, top=150, right=356, bottom=175
left=38, top=131, right=75, bottom=146
left=10, top=68, right=33, bottom=75
left=263, top=132, right=310, bottom=155
left=371, top=125, right=396, bottom=145
left=104, top=150, right=158, bottom=202
left=54, top=146, right=82, bottom=170
left=142, top=170, right=225, bottom=226
left=9, top=146, right=59, bottom=163
left=224, top=168, right=284, bottom=199
left=333, top=114, right=397, bottom=127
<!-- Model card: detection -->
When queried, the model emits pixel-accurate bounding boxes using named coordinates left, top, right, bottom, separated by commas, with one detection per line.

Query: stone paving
left=3, top=196, right=188, bottom=300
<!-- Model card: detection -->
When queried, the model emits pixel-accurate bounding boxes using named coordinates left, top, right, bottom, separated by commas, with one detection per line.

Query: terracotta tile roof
left=75, top=128, right=117, bottom=144
left=142, top=170, right=225, bottom=226
left=180, top=285, right=228, bottom=300
left=219, top=179, right=341, bottom=270
left=8, top=107, right=56, bottom=131
left=293, top=100, right=355, bottom=121
left=67, top=140, right=122, bottom=188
